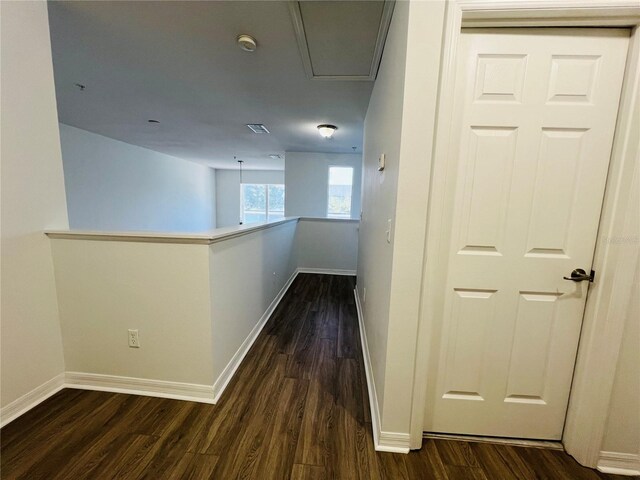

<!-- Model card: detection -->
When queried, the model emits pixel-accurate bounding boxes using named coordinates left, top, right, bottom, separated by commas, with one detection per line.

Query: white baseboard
left=64, top=372, right=216, bottom=404
left=2, top=269, right=355, bottom=427
left=379, top=431, right=412, bottom=453
left=353, top=287, right=382, bottom=448
left=297, top=267, right=356, bottom=276
left=354, top=287, right=410, bottom=454
left=598, top=451, right=640, bottom=476
left=0, top=373, right=66, bottom=428
left=212, top=268, right=299, bottom=402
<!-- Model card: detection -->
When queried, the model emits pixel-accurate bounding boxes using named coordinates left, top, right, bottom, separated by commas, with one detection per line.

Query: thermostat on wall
left=378, top=153, right=385, bottom=171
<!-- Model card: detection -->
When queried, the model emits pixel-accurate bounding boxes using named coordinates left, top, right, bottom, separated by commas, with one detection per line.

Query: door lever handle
left=563, top=268, right=595, bottom=283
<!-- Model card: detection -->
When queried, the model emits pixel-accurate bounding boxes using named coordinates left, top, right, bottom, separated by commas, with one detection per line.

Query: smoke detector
left=237, top=34, right=257, bottom=52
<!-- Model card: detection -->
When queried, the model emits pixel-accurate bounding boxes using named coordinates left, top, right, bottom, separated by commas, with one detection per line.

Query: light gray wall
left=215, top=169, right=284, bottom=228
left=1, top=0, right=68, bottom=411
left=60, top=124, right=216, bottom=232
left=602, top=255, right=640, bottom=455
left=284, top=152, right=362, bottom=219
left=357, top=0, right=409, bottom=425
left=358, top=0, right=446, bottom=436
left=210, top=220, right=297, bottom=387
left=51, top=240, right=213, bottom=386
left=49, top=219, right=353, bottom=402
left=295, top=219, right=359, bottom=272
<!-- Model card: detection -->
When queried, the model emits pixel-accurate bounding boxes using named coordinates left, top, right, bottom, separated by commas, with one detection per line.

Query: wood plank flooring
left=1, top=274, right=632, bottom=479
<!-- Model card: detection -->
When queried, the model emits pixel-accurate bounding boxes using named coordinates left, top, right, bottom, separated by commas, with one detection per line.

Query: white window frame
left=326, top=165, right=354, bottom=219
left=240, top=183, right=285, bottom=223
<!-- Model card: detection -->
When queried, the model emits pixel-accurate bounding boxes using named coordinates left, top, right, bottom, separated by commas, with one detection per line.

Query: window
left=241, top=184, right=285, bottom=224
left=327, top=166, right=353, bottom=218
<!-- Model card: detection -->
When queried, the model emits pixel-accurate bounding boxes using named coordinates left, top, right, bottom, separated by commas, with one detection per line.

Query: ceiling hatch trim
left=288, top=0, right=396, bottom=81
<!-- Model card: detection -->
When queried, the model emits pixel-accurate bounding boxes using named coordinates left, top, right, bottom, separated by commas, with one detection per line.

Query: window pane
left=327, top=167, right=353, bottom=218
left=242, top=184, right=267, bottom=223
left=268, top=184, right=285, bottom=220
left=244, top=211, right=267, bottom=223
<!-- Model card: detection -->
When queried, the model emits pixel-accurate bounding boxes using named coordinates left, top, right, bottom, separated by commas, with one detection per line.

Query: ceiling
left=48, top=1, right=387, bottom=170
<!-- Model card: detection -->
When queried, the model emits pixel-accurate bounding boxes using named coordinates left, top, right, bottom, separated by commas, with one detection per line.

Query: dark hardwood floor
left=1, top=274, right=632, bottom=479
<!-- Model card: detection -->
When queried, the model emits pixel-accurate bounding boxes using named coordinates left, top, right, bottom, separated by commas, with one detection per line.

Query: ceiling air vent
left=246, top=124, right=270, bottom=134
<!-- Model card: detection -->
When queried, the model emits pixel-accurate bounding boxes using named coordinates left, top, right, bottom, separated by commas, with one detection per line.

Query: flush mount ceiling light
left=237, top=34, right=257, bottom=52
left=247, top=124, right=270, bottom=134
left=317, top=124, right=337, bottom=138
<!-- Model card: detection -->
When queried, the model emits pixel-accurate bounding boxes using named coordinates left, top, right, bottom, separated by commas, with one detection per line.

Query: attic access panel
left=289, top=0, right=395, bottom=81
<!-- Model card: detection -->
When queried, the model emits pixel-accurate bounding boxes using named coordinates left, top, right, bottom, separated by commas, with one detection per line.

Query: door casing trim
left=409, top=0, right=640, bottom=468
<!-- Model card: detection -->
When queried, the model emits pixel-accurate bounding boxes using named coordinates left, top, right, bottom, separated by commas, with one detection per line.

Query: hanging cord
left=237, top=157, right=244, bottom=225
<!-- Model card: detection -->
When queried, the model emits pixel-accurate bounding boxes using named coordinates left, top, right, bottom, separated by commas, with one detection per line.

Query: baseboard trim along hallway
left=0, top=373, right=66, bottom=428
left=212, top=268, right=300, bottom=402
left=354, top=287, right=411, bottom=454
left=598, top=451, right=640, bottom=476
left=64, top=372, right=216, bottom=404
left=297, top=267, right=356, bottom=276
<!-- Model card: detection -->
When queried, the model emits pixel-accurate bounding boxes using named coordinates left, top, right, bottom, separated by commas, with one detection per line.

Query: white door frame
left=409, top=0, right=640, bottom=469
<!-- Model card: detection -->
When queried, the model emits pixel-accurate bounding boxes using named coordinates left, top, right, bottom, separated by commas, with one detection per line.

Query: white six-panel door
left=426, top=29, right=629, bottom=440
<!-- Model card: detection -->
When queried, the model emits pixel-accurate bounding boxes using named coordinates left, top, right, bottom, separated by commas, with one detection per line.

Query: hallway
left=0, top=274, right=628, bottom=479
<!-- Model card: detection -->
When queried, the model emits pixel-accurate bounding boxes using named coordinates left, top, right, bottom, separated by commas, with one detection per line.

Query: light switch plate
left=386, top=218, right=392, bottom=243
